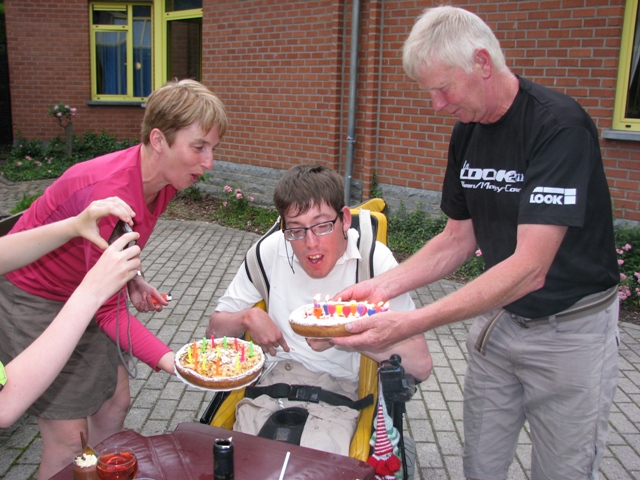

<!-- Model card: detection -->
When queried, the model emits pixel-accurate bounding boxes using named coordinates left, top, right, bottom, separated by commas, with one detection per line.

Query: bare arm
left=0, top=233, right=141, bottom=427
left=333, top=222, right=567, bottom=350
left=0, top=197, right=135, bottom=275
left=207, top=309, right=290, bottom=357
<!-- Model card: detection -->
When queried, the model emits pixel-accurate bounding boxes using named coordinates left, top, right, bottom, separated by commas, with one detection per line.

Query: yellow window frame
left=153, top=7, right=203, bottom=90
left=90, top=2, right=153, bottom=102
left=613, top=0, right=640, bottom=131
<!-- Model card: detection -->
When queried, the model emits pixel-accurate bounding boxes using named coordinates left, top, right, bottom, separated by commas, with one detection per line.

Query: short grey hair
left=403, top=6, right=506, bottom=80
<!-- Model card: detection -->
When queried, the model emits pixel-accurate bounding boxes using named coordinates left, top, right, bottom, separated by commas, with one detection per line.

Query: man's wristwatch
left=0, top=361, right=6, bottom=392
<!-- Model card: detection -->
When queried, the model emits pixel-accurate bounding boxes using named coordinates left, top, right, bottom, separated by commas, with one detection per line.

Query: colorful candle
left=211, top=334, right=215, bottom=347
left=350, top=301, right=357, bottom=316
left=235, top=355, right=240, bottom=371
left=187, top=346, right=193, bottom=363
left=234, top=337, right=239, bottom=351
left=313, top=306, right=323, bottom=318
left=381, top=301, right=390, bottom=312
left=224, top=336, right=228, bottom=349
left=356, top=304, right=366, bottom=317
left=249, top=341, right=254, bottom=357
left=216, top=356, right=220, bottom=375
left=313, top=294, right=321, bottom=308
left=201, top=337, right=207, bottom=353
left=201, top=355, right=206, bottom=371
left=368, top=306, right=377, bottom=315
left=327, top=302, right=336, bottom=316
left=336, top=303, right=343, bottom=316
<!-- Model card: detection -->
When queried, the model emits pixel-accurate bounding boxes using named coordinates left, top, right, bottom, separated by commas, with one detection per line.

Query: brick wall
left=4, top=0, right=145, bottom=142
left=5, top=0, right=640, bottom=222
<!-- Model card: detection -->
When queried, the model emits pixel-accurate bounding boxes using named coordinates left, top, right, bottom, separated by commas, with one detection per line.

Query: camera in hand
left=108, top=220, right=137, bottom=249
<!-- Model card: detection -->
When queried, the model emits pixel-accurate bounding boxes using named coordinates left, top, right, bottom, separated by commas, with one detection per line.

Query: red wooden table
left=51, top=422, right=375, bottom=479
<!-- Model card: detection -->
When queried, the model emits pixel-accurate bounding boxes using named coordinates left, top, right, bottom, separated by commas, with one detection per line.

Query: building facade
left=5, top=0, right=640, bottom=221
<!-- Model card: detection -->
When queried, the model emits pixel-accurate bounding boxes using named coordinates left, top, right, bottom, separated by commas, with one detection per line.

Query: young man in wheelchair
left=206, top=164, right=431, bottom=455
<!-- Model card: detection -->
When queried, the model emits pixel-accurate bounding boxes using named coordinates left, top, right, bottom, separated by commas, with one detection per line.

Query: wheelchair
left=199, top=199, right=417, bottom=479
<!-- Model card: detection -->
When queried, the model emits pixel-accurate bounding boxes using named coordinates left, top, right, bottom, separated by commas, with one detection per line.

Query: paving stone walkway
left=0, top=180, right=639, bottom=479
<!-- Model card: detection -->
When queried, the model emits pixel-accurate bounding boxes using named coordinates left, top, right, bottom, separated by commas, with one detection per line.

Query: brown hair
left=273, top=165, right=344, bottom=221
left=140, top=79, right=228, bottom=146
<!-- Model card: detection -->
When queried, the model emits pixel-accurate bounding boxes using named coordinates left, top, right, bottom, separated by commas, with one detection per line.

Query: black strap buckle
left=288, top=385, right=321, bottom=403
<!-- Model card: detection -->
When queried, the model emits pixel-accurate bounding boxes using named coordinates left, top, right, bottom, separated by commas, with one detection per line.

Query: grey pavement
left=1, top=180, right=640, bottom=479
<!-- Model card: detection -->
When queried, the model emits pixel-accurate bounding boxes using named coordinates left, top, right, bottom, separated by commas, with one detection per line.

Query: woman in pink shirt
left=0, top=79, right=228, bottom=479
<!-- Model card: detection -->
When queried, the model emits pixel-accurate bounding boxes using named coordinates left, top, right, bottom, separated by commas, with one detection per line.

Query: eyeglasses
left=282, top=213, right=341, bottom=241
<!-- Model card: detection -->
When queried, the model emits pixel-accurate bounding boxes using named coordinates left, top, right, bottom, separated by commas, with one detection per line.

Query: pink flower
left=223, top=185, right=232, bottom=192
left=619, top=285, right=631, bottom=301
left=624, top=243, right=633, bottom=251
left=222, top=201, right=227, bottom=207
left=56, top=112, right=62, bottom=117
left=618, top=259, right=625, bottom=266
left=53, top=105, right=58, bottom=110
left=15, top=161, right=22, bottom=166
left=70, top=108, right=77, bottom=115
left=25, top=156, right=31, bottom=161
left=475, top=249, right=482, bottom=257
left=621, top=273, right=628, bottom=281
left=249, top=196, right=254, bottom=202
left=236, top=193, right=243, bottom=199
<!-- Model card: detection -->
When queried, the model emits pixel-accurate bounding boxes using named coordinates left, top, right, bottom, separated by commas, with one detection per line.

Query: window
left=89, top=1, right=202, bottom=102
left=613, top=0, right=640, bottom=131
left=163, top=8, right=202, bottom=82
left=90, top=4, right=152, bottom=100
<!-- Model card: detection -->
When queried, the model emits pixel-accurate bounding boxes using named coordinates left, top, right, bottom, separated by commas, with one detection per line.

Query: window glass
left=613, top=0, right=640, bottom=130
left=93, top=9, right=127, bottom=25
left=132, top=6, right=152, bottom=97
left=625, top=8, right=640, bottom=120
left=94, top=31, right=127, bottom=95
left=167, top=18, right=201, bottom=81
left=165, top=0, right=202, bottom=12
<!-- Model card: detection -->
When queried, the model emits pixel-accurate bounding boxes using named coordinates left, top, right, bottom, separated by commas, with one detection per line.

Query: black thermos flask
left=213, top=437, right=234, bottom=479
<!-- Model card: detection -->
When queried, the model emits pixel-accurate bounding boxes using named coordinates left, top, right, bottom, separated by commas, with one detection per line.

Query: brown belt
left=474, top=286, right=618, bottom=356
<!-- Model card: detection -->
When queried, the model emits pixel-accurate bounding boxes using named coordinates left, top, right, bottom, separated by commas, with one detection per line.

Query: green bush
left=1, top=131, right=137, bottom=182
left=615, top=226, right=640, bottom=308
left=387, top=203, right=484, bottom=280
left=10, top=192, right=41, bottom=214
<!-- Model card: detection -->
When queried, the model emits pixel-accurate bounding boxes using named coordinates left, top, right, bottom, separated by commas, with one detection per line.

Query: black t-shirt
left=440, top=76, right=619, bottom=318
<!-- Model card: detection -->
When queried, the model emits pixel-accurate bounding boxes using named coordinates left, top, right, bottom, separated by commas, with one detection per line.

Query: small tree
left=48, top=102, right=76, bottom=157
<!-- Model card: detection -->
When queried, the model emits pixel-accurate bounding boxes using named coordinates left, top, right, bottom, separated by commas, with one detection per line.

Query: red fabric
left=6, top=145, right=176, bottom=369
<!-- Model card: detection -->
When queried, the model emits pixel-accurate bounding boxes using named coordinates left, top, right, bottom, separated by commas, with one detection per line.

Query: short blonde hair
left=403, top=6, right=506, bottom=80
left=140, top=79, right=228, bottom=146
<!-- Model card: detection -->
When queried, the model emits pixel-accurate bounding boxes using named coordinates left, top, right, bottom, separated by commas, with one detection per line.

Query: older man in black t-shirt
left=332, top=6, right=619, bottom=480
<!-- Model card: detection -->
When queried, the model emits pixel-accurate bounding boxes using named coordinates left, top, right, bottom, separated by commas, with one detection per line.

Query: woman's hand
left=127, top=274, right=164, bottom=313
left=73, top=197, right=136, bottom=250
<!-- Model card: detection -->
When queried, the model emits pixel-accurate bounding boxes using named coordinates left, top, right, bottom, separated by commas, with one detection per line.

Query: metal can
left=213, top=438, right=234, bottom=480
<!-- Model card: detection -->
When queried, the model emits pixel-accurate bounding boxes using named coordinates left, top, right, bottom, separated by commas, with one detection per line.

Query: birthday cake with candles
left=289, top=296, right=389, bottom=338
left=175, top=337, right=265, bottom=390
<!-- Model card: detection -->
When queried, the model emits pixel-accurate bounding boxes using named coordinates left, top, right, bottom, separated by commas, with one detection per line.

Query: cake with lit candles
left=289, top=296, right=389, bottom=338
left=175, top=337, right=265, bottom=390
